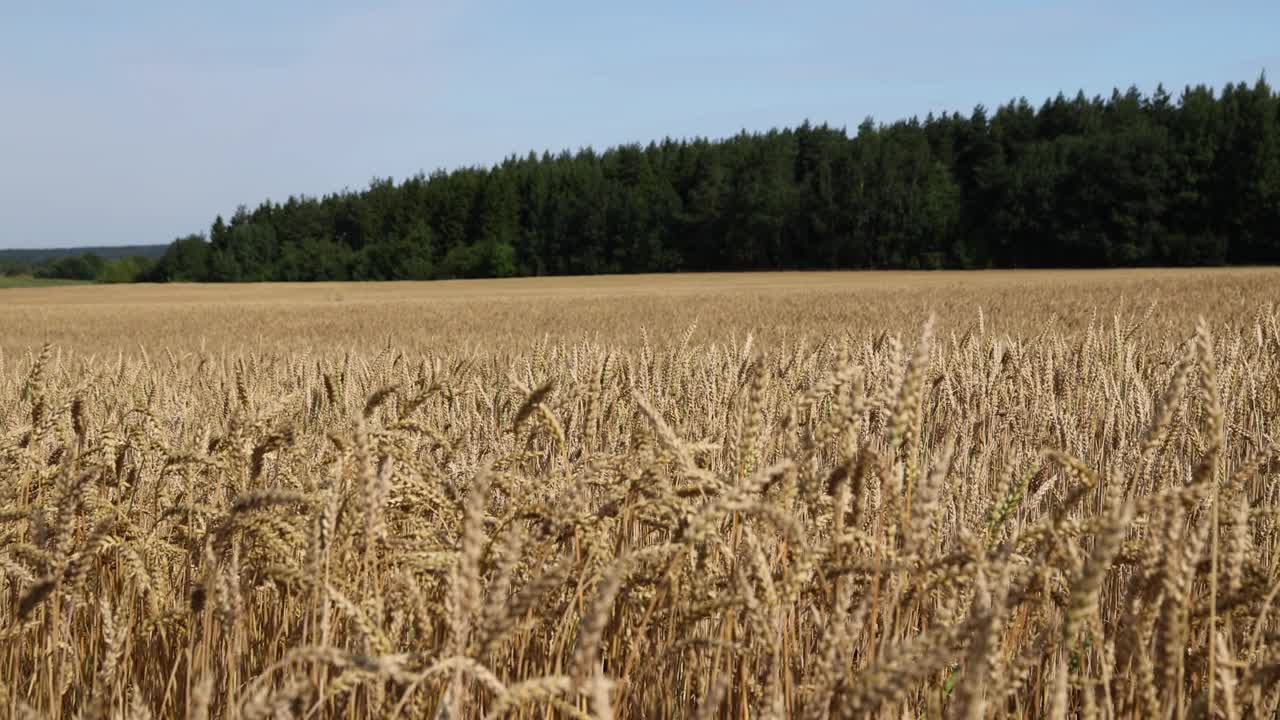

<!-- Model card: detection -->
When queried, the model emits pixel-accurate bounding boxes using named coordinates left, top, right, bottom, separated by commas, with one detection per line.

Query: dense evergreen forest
left=146, top=78, right=1280, bottom=281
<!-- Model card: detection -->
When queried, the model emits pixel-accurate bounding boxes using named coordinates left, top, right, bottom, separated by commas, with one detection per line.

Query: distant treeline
left=144, top=77, right=1280, bottom=281
left=0, top=252, right=159, bottom=283
left=0, top=245, right=168, bottom=264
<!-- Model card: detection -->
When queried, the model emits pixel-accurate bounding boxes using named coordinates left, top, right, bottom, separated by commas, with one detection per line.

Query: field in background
left=1, top=269, right=1279, bottom=718
left=3, top=268, right=1280, bottom=356
left=0, top=276, right=91, bottom=289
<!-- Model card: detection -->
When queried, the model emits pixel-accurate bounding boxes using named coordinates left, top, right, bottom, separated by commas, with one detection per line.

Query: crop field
left=2, top=268, right=1279, bottom=356
left=1, top=268, right=1279, bottom=718
left=0, top=276, right=91, bottom=290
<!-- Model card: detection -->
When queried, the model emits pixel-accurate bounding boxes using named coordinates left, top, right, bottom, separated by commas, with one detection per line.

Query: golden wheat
left=0, top=271, right=1278, bottom=718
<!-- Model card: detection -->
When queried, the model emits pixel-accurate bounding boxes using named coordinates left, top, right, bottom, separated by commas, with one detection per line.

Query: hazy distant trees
left=148, top=77, right=1280, bottom=282
left=0, top=252, right=157, bottom=283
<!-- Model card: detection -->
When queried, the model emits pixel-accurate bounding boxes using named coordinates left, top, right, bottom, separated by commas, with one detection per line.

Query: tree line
left=0, top=253, right=157, bottom=283
left=144, top=77, right=1280, bottom=282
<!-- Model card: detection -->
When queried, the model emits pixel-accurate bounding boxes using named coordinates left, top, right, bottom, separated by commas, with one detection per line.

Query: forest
left=132, top=77, right=1280, bottom=281
left=0, top=252, right=159, bottom=284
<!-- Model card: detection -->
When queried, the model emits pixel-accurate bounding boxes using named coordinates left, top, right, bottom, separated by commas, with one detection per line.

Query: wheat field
left=1, top=269, right=1279, bottom=719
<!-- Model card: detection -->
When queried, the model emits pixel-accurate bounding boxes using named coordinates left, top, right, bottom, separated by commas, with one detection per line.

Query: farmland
left=0, top=276, right=91, bottom=290
left=1, top=269, right=1278, bottom=718
left=3, top=268, right=1278, bottom=356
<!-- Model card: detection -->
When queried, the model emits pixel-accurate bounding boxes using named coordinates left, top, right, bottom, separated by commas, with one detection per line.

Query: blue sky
left=1, top=1, right=1276, bottom=249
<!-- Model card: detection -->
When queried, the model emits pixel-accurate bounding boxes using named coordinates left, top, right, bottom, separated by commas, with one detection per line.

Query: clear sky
left=2, top=1, right=1276, bottom=249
